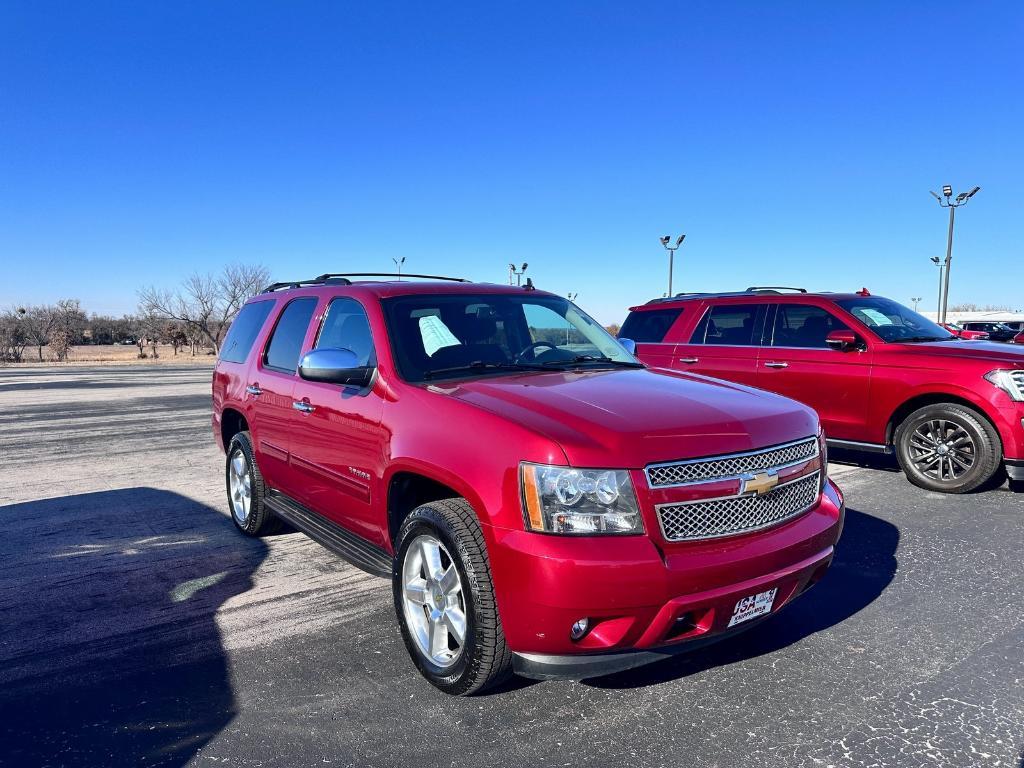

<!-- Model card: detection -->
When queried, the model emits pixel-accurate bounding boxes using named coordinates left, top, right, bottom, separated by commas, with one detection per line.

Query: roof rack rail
left=261, top=272, right=471, bottom=293
left=313, top=273, right=470, bottom=283
left=645, top=292, right=707, bottom=304
left=745, top=286, right=807, bottom=294
left=262, top=278, right=346, bottom=293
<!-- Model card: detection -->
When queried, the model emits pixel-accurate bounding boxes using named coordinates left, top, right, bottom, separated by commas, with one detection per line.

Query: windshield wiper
left=900, top=336, right=957, bottom=343
left=423, top=361, right=548, bottom=380
left=539, top=355, right=645, bottom=368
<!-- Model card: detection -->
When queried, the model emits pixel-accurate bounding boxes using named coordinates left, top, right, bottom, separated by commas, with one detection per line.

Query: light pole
left=509, top=262, right=528, bottom=286
left=392, top=256, right=405, bottom=280
left=929, top=184, right=980, bottom=323
left=930, top=256, right=944, bottom=317
left=659, top=234, right=685, bottom=296
left=911, top=297, right=922, bottom=312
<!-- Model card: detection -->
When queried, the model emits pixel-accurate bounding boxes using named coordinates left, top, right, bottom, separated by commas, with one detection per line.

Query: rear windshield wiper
left=540, top=355, right=645, bottom=368
left=423, top=361, right=548, bottom=380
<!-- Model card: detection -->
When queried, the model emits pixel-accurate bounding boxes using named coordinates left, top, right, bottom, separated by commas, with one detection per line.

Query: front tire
left=392, top=498, right=512, bottom=695
left=225, top=431, right=281, bottom=535
left=895, top=404, right=1002, bottom=493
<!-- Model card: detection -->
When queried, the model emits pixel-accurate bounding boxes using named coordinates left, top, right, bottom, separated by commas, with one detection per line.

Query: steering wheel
left=873, top=325, right=901, bottom=341
left=514, top=340, right=558, bottom=362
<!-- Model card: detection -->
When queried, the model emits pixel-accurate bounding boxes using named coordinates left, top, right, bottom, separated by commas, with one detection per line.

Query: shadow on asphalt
left=0, top=487, right=264, bottom=767
left=583, top=507, right=899, bottom=690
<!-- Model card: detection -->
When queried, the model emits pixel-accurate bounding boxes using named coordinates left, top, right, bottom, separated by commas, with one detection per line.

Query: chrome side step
left=826, top=438, right=893, bottom=455
left=264, top=491, right=393, bottom=578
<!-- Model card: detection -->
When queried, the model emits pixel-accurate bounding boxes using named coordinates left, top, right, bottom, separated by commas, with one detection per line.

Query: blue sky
left=1, top=2, right=1021, bottom=324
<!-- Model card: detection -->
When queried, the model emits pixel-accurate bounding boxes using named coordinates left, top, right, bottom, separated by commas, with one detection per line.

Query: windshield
left=382, top=293, right=641, bottom=382
left=834, top=297, right=955, bottom=343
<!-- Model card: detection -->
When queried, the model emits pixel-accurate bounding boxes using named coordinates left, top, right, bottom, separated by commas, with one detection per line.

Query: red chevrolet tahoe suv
left=212, top=274, right=844, bottom=695
left=621, top=288, right=1024, bottom=494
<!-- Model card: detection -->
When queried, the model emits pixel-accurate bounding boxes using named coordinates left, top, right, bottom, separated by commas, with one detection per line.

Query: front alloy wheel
left=401, top=534, right=468, bottom=668
left=896, top=404, right=1002, bottom=493
left=392, top=499, right=512, bottom=695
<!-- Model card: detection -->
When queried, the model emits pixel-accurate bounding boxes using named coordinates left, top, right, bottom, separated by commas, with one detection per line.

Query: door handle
left=764, top=361, right=789, bottom=369
left=292, top=401, right=315, bottom=414
left=246, top=384, right=263, bottom=396
left=678, top=357, right=700, bottom=364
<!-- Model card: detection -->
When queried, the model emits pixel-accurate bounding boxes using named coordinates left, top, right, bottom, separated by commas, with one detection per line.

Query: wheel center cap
left=937, top=445, right=950, bottom=455
left=431, top=585, right=444, bottom=606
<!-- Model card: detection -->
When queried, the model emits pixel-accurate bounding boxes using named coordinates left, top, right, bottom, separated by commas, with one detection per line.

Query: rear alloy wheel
left=895, top=404, right=1002, bottom=493
left=225, top=431, right=280, bottom=535
left=392, top=499, right=512, bottom=695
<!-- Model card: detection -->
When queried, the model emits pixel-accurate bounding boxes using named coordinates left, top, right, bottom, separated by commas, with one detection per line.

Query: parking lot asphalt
left=1, top=365, right=1023, bottom=768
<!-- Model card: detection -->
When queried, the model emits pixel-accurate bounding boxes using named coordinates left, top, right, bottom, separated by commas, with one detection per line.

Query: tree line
left=1, top=264, right=269, bottom=363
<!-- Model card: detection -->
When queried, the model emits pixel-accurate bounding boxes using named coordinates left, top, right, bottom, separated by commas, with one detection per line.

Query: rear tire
left=225, top=431, right=281, bottom=535
left=895, top=404, right=1002, bottom=493
left=392, top=498, right=512, bottom=695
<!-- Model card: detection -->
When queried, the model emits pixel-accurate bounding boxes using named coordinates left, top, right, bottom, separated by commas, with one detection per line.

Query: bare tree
left=139, top=264, right=269, bottom=355
left=50, top=299, right=87, bottom=361
left=20, top=305, right=56, bottom=362
left=0, top=308, right=29, bottom=363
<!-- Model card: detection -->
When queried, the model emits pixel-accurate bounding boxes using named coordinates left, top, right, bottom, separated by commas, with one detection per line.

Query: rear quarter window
left=619, top=308, right=682, bottom=343
left=219, top=300, right=274, bottom=364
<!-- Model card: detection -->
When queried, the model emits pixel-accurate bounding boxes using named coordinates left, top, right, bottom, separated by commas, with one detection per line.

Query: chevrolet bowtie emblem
left=740, top=470, right=779, bottom=496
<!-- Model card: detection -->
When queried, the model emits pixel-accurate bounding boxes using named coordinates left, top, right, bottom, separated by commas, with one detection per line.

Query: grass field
left=7, top=344, right=217, bottom=366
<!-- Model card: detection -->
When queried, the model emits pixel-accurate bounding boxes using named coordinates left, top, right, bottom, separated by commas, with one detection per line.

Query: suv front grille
left=645, top=437, right=819, bottom=488
left=657, top=471, right=821, bottom=542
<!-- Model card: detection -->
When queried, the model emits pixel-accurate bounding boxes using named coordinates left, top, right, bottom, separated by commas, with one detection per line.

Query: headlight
left=520, top=463, right=643, bottom=535
left=985, top=369, right=1024, bottom=401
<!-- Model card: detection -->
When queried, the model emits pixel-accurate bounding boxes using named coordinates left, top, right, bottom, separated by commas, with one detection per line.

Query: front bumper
left=488, top=480, right=844, bottom=667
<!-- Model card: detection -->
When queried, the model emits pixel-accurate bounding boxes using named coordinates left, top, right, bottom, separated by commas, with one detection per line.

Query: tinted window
left=619, top=308, right=682, bottom=343
left=770, top=304, right=850, bottom=348
left=220, top=300, right=274, bottom=363
left=382, top=293, right=637, bottom=382
left=834, top=297, right=953, bottom=343
left=315, top=298, right=375, bottom=367
left=690, top=304, right=764, bottom=346
left=264, top=297, right=317, bottom=372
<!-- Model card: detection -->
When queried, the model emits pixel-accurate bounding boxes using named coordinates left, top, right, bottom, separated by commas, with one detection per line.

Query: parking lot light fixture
left=930, top=185, right=981, bottom=323
left=659, top=233, right=686, bottom=296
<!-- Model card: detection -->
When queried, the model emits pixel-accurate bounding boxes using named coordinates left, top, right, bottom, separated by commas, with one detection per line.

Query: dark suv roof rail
left=262, top=278, right=348, bottom=293
left=313, top=273, right=470, bottom=283
left=745, top=286, right=807, bottom=294
left=262, top=272, right=470, bottom=293
left=645, top=292, right=708, bottom=305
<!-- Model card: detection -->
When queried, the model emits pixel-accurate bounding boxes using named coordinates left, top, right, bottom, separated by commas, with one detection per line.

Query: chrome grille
left=657, top=472, right=820, bottom=542
left=646, top=437, right=819, bottom=488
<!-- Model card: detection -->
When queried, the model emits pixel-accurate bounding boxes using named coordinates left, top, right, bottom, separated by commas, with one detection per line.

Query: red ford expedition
left=213, top=274, right=844, bottom=695
left=621, top=288, right=1024, bottom=494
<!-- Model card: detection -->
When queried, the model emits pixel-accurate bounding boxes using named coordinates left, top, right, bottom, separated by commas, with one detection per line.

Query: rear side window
left=689, top=304, right=766, bottom=346
left=264, top=297, right=318, bottom=372
left=220, top=300, right=274, bottom=363
left=619, top=308, right=682, bottom=343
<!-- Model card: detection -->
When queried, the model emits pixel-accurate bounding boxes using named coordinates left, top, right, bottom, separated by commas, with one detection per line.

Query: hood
left=432, top=368, right=819, bottom=468
left=889, top=340, right=1024, bottom=367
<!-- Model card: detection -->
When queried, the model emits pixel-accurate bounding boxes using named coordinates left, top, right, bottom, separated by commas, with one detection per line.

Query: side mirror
left=618, top=337, right=637, bottom=356
left=299, top=348, right=373, bottom=387
left=825, top=329, right=860, bottom=351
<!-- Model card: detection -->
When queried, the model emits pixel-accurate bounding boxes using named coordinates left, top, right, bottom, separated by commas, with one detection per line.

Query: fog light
left=569, top=618, right=590, bottom=641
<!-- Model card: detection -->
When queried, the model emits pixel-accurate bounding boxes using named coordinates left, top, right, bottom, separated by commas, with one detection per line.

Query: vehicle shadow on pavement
left=0, top=487, right=265, bottom=767
left=583, top=507, right=899, bottom=690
